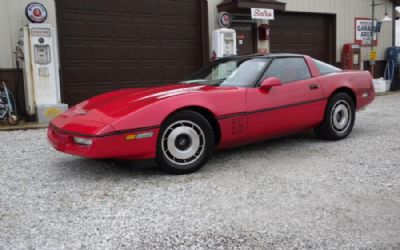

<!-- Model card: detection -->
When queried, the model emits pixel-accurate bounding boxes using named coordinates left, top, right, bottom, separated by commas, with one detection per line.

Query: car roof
left=215, top=53, right=306, bottom=62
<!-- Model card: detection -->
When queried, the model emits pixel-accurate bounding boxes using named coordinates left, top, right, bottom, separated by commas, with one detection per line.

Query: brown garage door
left=270, top=12, right=335, bottom=64
left=56, top=0, right=208, bottom=105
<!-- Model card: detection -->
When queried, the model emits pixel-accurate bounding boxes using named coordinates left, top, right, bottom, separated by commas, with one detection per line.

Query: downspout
left=393, top=1, right=396, bottom=46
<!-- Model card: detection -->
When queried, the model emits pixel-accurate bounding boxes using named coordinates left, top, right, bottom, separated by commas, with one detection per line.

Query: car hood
left=66, top=84, right=224, bottom=123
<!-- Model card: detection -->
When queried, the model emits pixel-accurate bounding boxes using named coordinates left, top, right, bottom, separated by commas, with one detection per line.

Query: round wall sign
left=218, top=12, right=232, bottom=28
left=25, top=2, right=48, bottom=23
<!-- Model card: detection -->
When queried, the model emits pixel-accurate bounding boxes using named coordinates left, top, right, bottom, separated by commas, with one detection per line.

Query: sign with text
left=355, top=18, right=377, bottom=46
left=251, top=8, right=274, bottom=20
left=370, top=50, right=377, bottom=61
left=25, top=2, right=48, bottom=23
left=31, top=28, right=51, bottom=37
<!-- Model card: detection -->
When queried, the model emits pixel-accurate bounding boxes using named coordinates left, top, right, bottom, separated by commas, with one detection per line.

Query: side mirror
left=259, top=77, right=282, bottom=92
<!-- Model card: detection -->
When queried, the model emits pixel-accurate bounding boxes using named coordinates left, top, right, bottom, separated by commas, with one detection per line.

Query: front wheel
left=314, top=92, right=355, bottom=140
left=156, top=110, right=215, bottom=174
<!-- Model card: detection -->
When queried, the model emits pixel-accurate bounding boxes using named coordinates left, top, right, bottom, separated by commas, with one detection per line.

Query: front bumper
left=47, top=125, right=159, bottom=159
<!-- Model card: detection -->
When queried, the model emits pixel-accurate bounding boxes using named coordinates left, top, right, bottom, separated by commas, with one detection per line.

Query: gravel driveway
left=1, top=93, right=400, bottom=249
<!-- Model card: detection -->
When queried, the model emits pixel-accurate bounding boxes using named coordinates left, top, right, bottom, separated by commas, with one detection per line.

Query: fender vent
left=232, top=117, right=246, bottom=137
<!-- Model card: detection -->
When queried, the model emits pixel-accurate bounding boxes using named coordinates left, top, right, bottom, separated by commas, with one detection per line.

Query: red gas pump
left=342, top=43, right=361, bottom=70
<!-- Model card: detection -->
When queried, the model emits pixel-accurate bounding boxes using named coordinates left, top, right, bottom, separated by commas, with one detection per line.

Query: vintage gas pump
left=342, top=43, right=361, bottom=70
left=212, top=28, right=237, bottom=58
left=385, top=47, right=400, bottom=91
left=18, top=23, right=67, bottom=122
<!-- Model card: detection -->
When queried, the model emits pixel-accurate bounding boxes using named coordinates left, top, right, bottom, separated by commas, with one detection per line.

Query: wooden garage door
left=56, top=0, right=208, bottom=105
left=270, top=12, right=335, bottom=64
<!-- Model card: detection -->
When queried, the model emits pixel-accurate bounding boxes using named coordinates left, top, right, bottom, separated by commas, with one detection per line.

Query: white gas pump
left=18, top=23, right=67, bottom=123
left=212, top=28, right=237, bottom=58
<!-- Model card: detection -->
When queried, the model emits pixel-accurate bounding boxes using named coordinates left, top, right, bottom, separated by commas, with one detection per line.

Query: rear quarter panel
left=316, top=71, right=375, bottom=110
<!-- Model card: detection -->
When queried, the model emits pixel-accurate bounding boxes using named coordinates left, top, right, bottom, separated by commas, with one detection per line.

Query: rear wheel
left=156, top=110, right=214, bottom=174
left=315, top=92, right=355, bottom=140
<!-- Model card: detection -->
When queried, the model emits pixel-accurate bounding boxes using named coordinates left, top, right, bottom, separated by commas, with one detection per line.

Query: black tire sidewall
left=156, top=110, right=214, bottom=174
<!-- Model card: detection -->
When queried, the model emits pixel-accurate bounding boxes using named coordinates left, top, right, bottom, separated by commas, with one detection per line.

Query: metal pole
left=393, top=1, right=396, bottom=46
left=371, top=0, right=375, bottom=77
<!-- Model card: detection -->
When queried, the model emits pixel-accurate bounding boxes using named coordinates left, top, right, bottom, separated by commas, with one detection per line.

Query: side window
left=313, top=59, right=342, bottom=75
left=261, top=57, right=311, bottom=84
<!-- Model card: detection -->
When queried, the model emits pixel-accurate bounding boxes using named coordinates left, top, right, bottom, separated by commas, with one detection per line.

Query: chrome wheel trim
left=161, top=120, right=205, bottom=166
left=331, top=100, right=352, bottom=133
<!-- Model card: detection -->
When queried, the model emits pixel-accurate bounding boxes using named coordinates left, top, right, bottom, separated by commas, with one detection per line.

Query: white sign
left=355, top=18, right=377, bottom=46
left=251, top=8, right=274, bottom=20
left=31, top=28, right=51, bottom=37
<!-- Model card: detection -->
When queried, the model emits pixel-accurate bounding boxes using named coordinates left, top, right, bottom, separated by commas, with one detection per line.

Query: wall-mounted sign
left=369, top=50, right=377, bottom=61
left=355, top=18, right=377, bottom=46
left=25, top=2, right=48, bottom=23
left=251, top=8, right=274, bottom=20
left=218, top=12, right=232, bottom=28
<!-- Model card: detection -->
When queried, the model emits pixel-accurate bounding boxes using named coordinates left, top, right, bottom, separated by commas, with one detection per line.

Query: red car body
left=48, top=55, right=375, bottom=160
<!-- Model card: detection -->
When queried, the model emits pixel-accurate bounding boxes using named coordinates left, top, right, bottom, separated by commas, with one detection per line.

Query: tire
left=156, top=110, right=215, bottom=174
left=314, top=92, right=355, bottom=141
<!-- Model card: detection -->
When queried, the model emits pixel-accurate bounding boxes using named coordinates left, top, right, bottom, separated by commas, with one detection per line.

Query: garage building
left=0, top=0, right=397, bottom=114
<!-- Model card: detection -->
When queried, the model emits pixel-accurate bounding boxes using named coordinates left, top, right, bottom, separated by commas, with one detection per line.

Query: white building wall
left=208, top=0, right=394, bottom=62
left=0, top=0, right=57, bottom=69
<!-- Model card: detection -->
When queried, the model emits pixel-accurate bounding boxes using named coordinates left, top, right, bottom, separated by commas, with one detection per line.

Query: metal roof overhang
left=391, top=0, right=400, bottom=7
left=217, top=0, right=286, bottom=13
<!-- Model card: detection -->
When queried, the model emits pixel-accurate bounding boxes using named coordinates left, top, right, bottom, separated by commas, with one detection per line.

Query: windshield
left=182, top=58, right=271, bottom=87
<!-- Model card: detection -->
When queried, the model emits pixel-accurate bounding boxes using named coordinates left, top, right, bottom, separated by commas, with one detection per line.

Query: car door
left=246, top=57, right=325, bottom=142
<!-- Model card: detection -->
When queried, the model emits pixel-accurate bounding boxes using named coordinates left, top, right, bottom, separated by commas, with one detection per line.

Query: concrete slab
left=0, top=121, right=48, bottom=131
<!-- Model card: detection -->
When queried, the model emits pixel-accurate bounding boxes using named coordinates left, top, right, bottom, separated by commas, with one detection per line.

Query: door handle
left=309, top=84, right=319, bottom=90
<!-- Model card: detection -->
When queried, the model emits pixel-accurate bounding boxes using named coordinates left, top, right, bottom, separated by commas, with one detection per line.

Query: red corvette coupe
left=48, top=54, right=375, bottom=174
